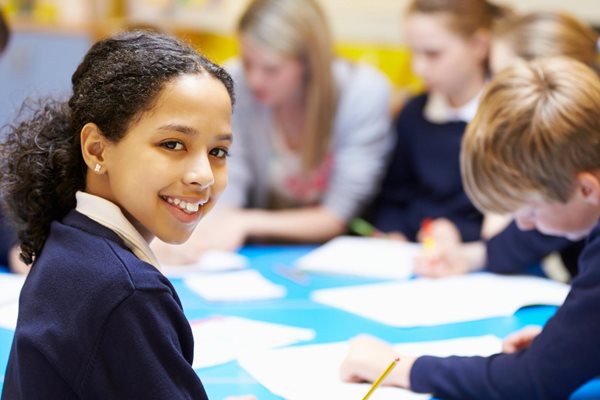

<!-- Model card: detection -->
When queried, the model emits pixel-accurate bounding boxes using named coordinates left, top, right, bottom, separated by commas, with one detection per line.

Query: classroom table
left=1, top=244, right=599, bottom=399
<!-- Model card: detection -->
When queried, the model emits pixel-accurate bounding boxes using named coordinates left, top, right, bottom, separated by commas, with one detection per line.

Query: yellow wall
left=175, top=30, right=422, bottom=93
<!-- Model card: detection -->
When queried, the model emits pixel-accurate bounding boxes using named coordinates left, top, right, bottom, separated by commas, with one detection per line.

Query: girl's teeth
left=166, top=197, right=201, bottom=213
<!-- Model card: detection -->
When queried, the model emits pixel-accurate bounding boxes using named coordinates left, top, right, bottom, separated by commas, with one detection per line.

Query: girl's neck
left=447, top=72, right=486, bottom=109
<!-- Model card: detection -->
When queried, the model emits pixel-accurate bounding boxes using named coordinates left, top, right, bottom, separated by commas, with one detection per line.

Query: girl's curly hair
left=0, top=31, right=234, bottom=264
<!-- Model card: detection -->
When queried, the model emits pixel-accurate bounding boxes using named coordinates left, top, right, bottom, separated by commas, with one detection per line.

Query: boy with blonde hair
left=341, top=57, right=600, bottom=399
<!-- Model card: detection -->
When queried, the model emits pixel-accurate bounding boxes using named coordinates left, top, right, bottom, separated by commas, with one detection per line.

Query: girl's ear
left=80, top=123, right=108, bottom=174
left=577, top=172, right=600, bottom=205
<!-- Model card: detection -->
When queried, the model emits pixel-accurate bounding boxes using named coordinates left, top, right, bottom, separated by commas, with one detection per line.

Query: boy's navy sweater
left=487, top=221, right=584, bottom=277
left=1, top=210, right=208, bottom=400
left=410, top=221, right=600, bottom=399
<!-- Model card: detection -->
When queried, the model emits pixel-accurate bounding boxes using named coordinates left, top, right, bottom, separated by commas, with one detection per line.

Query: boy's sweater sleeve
left=80, top=290, right=208, bottom=400
left=486, top=221, right=576, bottom=274
left=410, top=233, right=600, bottom=399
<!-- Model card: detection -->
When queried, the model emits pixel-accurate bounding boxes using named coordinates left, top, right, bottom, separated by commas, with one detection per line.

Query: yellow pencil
left=361, top=357, right=400, bottom=400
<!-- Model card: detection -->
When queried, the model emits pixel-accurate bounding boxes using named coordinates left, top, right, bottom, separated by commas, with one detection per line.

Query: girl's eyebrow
left=158, top=124, right=197, bottom=135
left=158, top=124, right=233, bottom=142
left=215, top=134, right=233, bottom=142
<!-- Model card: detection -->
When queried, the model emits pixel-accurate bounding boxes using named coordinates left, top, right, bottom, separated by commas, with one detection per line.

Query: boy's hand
left=502, top=326, right=543, bottom=353
left=340, top=335, right=415, bottom=388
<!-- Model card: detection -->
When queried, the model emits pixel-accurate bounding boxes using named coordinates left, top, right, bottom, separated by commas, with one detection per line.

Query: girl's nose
left=183, top=154, right=214, bottom=189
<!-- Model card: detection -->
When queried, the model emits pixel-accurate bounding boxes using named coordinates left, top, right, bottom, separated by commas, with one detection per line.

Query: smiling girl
left=0, top=31, right=235, bottom=399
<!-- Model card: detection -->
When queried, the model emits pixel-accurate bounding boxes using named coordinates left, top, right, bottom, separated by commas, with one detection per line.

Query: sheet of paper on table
left=311, top=273, right=570, bottom=327
left=295, top=236, right=419, bottom=279
left=161, top=250, right=248, bottom=278
left=185, top=269, right=286, bottom=302
left=238, top=335, right=503, bottom=400
left=190, top=315, right=315, bottom=369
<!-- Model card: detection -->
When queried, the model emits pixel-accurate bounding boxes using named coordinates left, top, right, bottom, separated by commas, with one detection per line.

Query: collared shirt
left=424, top=90, right=483, bottom=124
left=75, top=191, right=160, bottom=269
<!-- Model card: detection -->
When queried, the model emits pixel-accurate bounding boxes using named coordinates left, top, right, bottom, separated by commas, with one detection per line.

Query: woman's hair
left=461, top=57, right=600, bottom=214
left=0, top=9, right=9, bottom=54
left=407, top=0, right=511, bottom=38
left=0, top=31, right=234, bottom=264
left=238, top=0, right=337, bottom=171
left=493, top=11, right=599, bottom=69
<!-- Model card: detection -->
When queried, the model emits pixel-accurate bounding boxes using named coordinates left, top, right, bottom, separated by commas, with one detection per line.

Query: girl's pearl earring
left=94, top=164, right=101, bottom=174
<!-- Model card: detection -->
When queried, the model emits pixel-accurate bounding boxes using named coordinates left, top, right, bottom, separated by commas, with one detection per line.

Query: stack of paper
left=185, top=270, right=286, bottom=302
left=190, top=316, right=315, bottom=368
left=161, top=250, right=248, bottom=278
left=311, top=273, right=570, bottom=326
left=295, top=236, right=419, bottom=279
left=238, top=335, right=502, bottom=400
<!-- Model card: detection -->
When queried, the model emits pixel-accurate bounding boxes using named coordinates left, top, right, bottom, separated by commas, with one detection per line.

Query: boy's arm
left=485, top=221, right=578, bottom=274
left=410, top=247, right=600, bottom=399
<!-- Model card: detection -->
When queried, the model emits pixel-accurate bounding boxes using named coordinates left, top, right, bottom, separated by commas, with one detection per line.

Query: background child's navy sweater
left=372, top=94, right=483, bottom=242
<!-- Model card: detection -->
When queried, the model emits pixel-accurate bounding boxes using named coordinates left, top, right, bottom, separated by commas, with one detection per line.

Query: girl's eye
left=161, top=141, right=185, bottom=151
left=210, top=148, right=230, bottom=159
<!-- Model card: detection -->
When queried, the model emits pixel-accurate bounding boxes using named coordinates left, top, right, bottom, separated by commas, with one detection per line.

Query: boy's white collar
left=75, top=191, right=161, bottom=270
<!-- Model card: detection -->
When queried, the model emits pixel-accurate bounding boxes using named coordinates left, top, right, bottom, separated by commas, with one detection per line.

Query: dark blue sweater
left=1, top=211, right=208, bottom=400
left=410, top=221, right=600, bottom=399
left=486, top=221, right=584, bottom=278
left=372, top=94, right=483, bottom=242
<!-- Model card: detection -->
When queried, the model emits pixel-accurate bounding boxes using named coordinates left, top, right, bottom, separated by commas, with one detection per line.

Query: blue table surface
left=1, top=244, right=599, bottom=399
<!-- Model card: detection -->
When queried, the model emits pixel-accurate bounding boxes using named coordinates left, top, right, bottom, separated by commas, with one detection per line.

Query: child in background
left=0, top=31, right=240, bottom=398
left=152, top=0, right=393, bottom=264
left=370, top=0, right=508, bottom=244
left=341, top=57, right=600, bottom=399
left=415, top=11, right=598, bottom=278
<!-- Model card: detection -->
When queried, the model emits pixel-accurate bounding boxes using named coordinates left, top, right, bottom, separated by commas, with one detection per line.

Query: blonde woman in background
left=154, top=0, right=393, bottom=264
left=415, top=11, right=599, bottom=279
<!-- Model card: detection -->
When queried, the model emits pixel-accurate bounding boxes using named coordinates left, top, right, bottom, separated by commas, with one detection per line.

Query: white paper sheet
left=312, top=273, right=570, bottom=327
left=0, top=274, right=25, bottom=305
left=295, top=236, right=419, bottom=279
left=185, top=270, right=286, bottom=302
left=161, top=250, right=248, bottom=278
left=190, top=316, right=315, bottom=369
left=0, top=301, right=19, bottom=330
left=238, top=335, right=502, bottom=400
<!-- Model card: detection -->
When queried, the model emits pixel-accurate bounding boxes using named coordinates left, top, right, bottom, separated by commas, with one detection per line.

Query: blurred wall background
left=0, top=0, right=598, bottom=127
